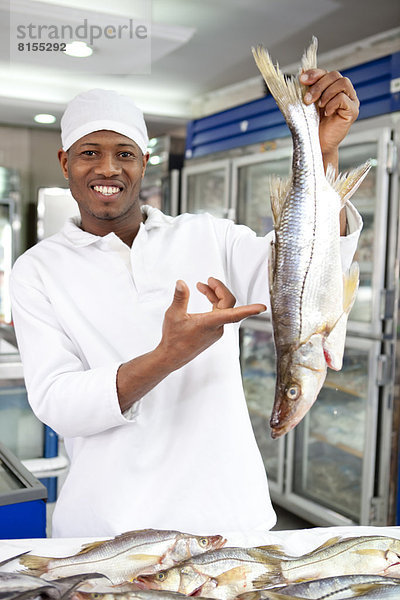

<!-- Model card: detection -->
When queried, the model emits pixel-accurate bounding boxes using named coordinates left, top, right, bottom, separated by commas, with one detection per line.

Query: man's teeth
left=93, top=185, right=120, bottom=195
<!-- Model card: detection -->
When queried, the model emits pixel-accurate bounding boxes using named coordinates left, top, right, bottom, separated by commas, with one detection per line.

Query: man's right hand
left=117, top=278, right=266, bottom=413
left=157, top=278, right=266, bottom=371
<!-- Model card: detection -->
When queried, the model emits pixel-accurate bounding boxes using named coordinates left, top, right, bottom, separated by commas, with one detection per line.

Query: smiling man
left=10, top=82, right=362, bottom=538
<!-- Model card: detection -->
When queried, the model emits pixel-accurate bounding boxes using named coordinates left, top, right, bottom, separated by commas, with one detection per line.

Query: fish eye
left=286, top=385, right=300, bottom=400
left=156, top=572, right=166, bottom=581
left=199, top=538, right=208, bottom=547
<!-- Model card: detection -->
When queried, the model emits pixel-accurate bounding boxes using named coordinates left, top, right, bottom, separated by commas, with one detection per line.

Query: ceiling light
left=149, top=155, right=161, bottom=165
left=64, top=41, right=93, bottom=58
left=34, top=114, right=56, bottom=124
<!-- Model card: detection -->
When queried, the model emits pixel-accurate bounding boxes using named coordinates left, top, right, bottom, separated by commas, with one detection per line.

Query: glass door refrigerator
left=234, top=114, right=399, bottom=526
left=181, top=158, right=232, bottom=219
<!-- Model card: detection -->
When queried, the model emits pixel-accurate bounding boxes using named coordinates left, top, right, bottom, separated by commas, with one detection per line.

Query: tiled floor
left=272, top=503, right=313, bottom=530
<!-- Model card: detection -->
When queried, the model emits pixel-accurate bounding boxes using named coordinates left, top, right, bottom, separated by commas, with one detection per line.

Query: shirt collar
left=61, top=204, right=173, bottom=247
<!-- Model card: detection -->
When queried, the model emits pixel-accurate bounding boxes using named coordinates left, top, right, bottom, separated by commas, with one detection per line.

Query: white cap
left=61, top=89, right=149, bottom=153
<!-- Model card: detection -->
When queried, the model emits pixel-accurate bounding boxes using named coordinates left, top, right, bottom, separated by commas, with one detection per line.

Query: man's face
left=58, top=130, right=149, bottom=232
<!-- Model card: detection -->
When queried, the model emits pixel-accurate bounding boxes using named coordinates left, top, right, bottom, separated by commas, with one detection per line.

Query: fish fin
left=252, top=567, right=283, bottom=589
left=302, top=536, right=343, bottom=555
left=0, top=550, right=31, bottom=567
left=355, top=549, right=387, bottom=556
left=129, top=554, right=161, bottom=562
left=326, top=161, right=372, bottom=207
left=323, top=263, right=359, bottom=370
left=76, top=540, right=107, bottom=555
left=255, top=544, right=288, bottom=558
left=323, top=312, right=347, bottom=371
left=268, top=240, right=275, bottom=294
left=216, top=566, right=247, bottom=586
left=269, top=175, right=290, bottom=229
left=299, top=36, right=318, bottom=74
left=350, top=582, right=394, bottom=595
left=18, top=554, right=51, bottom=575
left=252, top=47, right=303, bottom=121
left=343, top=262, right=360, bottom=314
left=247, top=549, right=283, bottom=564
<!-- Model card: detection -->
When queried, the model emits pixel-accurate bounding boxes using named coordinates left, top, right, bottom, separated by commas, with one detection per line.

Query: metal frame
left=0, top=442, right=47, bottom=506
left=169, top=169, right=180, bottom=217
left=231, top=145, right=293, bottom=224
left=338, top=125, right=391, bottom=338
left=181, top=158, right=231, bottom=217
left=284, top=336, right=381, bottom=526
left=239, top=317, right=285, bottom=497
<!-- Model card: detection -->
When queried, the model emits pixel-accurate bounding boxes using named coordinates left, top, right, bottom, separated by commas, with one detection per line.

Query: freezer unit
left=0, top=441, right=47, bottom=538
left=182, top=113, right=399, bottom=525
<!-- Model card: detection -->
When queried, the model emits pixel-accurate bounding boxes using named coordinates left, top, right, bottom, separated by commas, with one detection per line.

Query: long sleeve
left=10, top=260, right=136, bottom=439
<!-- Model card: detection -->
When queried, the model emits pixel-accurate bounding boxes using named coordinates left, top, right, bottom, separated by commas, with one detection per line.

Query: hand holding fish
left=300, top=68, right=360, bottom=168
left=158, top=278, right=266, bottom=371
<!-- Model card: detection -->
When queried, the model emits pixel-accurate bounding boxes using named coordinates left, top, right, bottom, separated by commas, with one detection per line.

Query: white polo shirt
left=10, top=205, right=361, bottom=538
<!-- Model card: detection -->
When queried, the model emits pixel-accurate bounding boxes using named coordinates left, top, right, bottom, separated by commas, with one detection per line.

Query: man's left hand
left=300, top=69, right=360, bottom=163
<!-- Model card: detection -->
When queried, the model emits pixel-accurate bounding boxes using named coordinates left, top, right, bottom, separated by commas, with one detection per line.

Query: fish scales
left=252, top=37, right=370, bottom=437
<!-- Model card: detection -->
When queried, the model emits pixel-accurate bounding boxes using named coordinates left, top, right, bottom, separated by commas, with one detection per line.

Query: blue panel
left=192, top=124, right=290, bottom=158
left=192, top=111, right=285, bottom=146
left=43, top=426, right=58, bottom=503
left=186, top=51, right=400, bottom=158
left=192, top=96, right=276, bottom=133
left=44, top=426, right=58, bottom=458
left=0, top=499, right=46, bottom=539
left=391, top=52, right=400, bottom=113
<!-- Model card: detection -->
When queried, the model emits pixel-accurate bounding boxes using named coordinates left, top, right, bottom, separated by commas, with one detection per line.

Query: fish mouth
left=214, top=536, right=227, bottom=549
left=270, top=421, right=295, bottom=439
left=190, top=584, right=205, bottom=596
left=132, top=577, right=151, bottom=589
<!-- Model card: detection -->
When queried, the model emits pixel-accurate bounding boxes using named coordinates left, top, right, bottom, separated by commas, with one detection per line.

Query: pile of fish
left=2, top=528, right=400, bottom=599
left=251, top=37, right=371, bottom=438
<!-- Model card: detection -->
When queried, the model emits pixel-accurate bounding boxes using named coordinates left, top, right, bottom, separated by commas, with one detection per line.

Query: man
left=10, top=69, right=361, bottom=538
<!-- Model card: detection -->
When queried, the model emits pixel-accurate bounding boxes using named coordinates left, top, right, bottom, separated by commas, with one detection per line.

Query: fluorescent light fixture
left=64, top=41, right=93, bottom=58
left=34, top=113, right=56, bottom=124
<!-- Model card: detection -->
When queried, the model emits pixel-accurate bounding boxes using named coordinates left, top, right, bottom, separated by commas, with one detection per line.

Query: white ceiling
left=0, top=0, right=399, bottom=139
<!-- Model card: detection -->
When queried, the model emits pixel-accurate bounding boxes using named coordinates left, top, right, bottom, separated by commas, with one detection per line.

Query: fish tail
left=19, top=554, right=51, bottom=575
left=252, top=37, right=318, bottom=123
left=300, top=36, right=318, bottom=73
left=326, top=161, right=372, bottom=207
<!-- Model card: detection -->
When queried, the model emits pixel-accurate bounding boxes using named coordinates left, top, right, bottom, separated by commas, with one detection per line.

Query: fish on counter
left=237, top=574, right=400, bottom=598
left=0, top=572, right=109, bottom=600
left=252, top=536, right=400, bottom=590
left=252, top=37, right=370, bottom=438
left=134, top=546, right=283, bottom=600
left=135, top=536, right=400, bottom=600
left=19, top=529, right=226, bottom=585
left=72, top=589, right=211, bottom=600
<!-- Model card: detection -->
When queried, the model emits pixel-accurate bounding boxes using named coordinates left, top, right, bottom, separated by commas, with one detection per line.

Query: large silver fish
left=252, top=38, right=370, bottom=438
left=134, top=546, right=283, bottom=600
left=238, top=574, right=400, bottom=598
left=252, top=536, right=400, bottom=589
left=19, top=529, right=226, bottom=585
